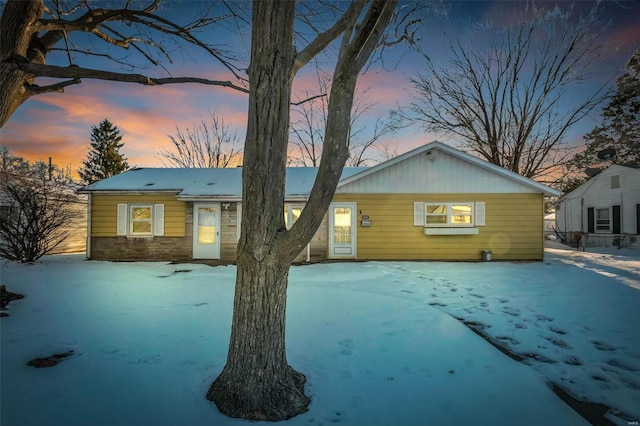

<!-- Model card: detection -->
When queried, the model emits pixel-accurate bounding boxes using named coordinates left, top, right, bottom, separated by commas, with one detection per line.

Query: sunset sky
left=0, top=1, right=638, bottom=179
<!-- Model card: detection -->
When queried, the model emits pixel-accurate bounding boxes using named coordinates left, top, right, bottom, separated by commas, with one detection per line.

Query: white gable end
left=336, top=148, right=539, bottom=194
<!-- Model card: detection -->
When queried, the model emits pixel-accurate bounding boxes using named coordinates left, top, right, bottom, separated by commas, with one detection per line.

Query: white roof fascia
left=78, top=190, right=180, bottom=196
left=337, top=141, right=561, bottom=197
left=176, top=195, right=242, bottom=202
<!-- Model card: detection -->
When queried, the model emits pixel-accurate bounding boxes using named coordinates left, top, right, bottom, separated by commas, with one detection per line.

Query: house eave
left=78, top=190, right=181, bottom=196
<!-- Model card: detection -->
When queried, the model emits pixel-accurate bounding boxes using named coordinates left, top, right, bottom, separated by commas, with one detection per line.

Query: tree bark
left=207, top=1, right=397, bottom=420
left=206, top=1, right=309, bottom=420
left=0, top=0, right=44, bottom=128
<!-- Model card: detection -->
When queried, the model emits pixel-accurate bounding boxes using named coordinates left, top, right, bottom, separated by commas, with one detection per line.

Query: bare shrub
left=0, top=176, right=72, bottom=262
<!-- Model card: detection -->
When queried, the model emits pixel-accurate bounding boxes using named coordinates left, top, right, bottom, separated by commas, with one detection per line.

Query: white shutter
left=413, top=202, right=425, bottom=226
left=475, top=202, right=485, bottom=226
left=154, top=204, right=165, bottom=236
left=117, top=204, right=128, bottom=236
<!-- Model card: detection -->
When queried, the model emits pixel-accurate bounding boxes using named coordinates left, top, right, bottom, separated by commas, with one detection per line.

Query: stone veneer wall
left=90, top=235, right=192, bottom=260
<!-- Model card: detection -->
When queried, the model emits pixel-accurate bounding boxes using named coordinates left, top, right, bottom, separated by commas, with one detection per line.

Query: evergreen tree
left=78, top=119, right=129, bottom=184
left=566, top=48, right=640, bottom=179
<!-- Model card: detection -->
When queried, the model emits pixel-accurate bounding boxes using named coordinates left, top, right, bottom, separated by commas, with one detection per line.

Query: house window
left=611, top=175, right=620, bottom=189
left=130, top=205, right=153, bottom=235
left=284, top=205, right=303, bottom=229
left=595, top=208, right=610, bottom=231
left=425, top=203, right=474, bottom=227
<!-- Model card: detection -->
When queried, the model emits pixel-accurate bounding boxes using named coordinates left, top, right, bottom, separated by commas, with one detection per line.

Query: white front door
left=329, top=202, right=357, bottom=259
left=193, top=203, right=220, bottom=259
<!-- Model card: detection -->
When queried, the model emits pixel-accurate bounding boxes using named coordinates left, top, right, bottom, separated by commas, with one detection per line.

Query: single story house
left=555, top=164, right=640, bottom=249
left=80, top=141, right=559, bottom=262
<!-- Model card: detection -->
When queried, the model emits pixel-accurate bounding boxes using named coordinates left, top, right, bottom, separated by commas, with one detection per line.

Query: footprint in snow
left=591, top=340, right=617, bottom=352
left=338, top=339, right=354, bottom=356
left=496, top=335, right=520, bottom=346
left=542, top=336, right=572, bottom=350
left=535, top=314, right=554, bottom=322
left=606, top=359, right=638, bottom=372
left=502, top=307, right=521, bottom=317
left=564, top=356, right=582, bottom=366
left=549, top=325, right=568, bottom=335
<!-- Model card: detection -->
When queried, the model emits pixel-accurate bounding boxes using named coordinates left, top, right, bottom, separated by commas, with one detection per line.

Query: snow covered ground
left=1, top=244, right=638, bottom=426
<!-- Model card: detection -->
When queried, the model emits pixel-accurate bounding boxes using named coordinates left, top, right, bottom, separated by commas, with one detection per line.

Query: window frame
left=284, top=204, right=303, bottom=229
left=424, top=202, right=475, bottom=227
left=595, top=207, right=611, bottom=232
left=129, top=204, right=154, bottom=236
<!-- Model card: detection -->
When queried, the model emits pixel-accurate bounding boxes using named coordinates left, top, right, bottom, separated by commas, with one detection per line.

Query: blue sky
left=0, top=1, right=638, bottom=176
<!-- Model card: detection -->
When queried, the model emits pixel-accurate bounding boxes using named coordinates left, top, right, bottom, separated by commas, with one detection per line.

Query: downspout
left=580, top=198, right=584, bottom=233
left=86, top=193, right=92, bottom=259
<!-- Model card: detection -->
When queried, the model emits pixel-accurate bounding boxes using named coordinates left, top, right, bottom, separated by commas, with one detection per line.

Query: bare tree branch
left=15, top=61, right=250, bottom=92
left=408, top=3, right=611, bottom=179
left=159, top=109, right=243, bottom=168
left=0, top=0, right=249, bottom=128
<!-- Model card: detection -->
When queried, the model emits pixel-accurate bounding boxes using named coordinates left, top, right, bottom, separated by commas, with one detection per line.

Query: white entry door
left=329, top=202, right=356, bottom=259
left=193, top=203, right=220, bottom=259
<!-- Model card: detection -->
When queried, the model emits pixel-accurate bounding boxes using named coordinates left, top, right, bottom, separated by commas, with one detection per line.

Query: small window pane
left=451, top=204, right=472, bottom=224
left=132, top=207, right=151, bottom=220
left=132, top=221, right=152, bottom=233
left=611, top=175, right=620, bottom=189
left=333, top=208, right=352, bottom=243
left=596, top=208, right=610, bottom=230
left=426, top=215, right=447, bottom=224
left=427, top=205, right=446, bottom=214
left=291, top=207, right=302, bottom=223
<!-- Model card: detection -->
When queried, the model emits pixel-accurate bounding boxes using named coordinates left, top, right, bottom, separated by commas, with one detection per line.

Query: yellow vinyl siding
left=91, top=194, right=185, bottom=237
left=332, top=193, right=544, bottom=260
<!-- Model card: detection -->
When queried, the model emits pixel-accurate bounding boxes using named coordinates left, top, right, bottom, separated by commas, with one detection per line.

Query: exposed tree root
left=207, top=365, right=310, bottom=421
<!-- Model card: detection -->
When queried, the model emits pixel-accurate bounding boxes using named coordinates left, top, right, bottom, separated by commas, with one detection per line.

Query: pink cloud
left=2, top=79, right=251, bottom=176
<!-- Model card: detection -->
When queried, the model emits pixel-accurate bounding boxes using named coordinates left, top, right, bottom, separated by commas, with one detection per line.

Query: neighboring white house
left=555, top=164, right=640, bottom=249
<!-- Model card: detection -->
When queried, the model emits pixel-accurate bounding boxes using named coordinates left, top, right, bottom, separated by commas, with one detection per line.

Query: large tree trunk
left=207, top=0, right=397, bottom=420
left=206, top=1, right=310, bottom=420
left=0, top=0, right=44, bottom=128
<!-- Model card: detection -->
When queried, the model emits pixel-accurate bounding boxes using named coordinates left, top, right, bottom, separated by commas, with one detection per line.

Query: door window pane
left=334, top=207, right=352, bottom=244
left=198, top=207, right=217, bottom=244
